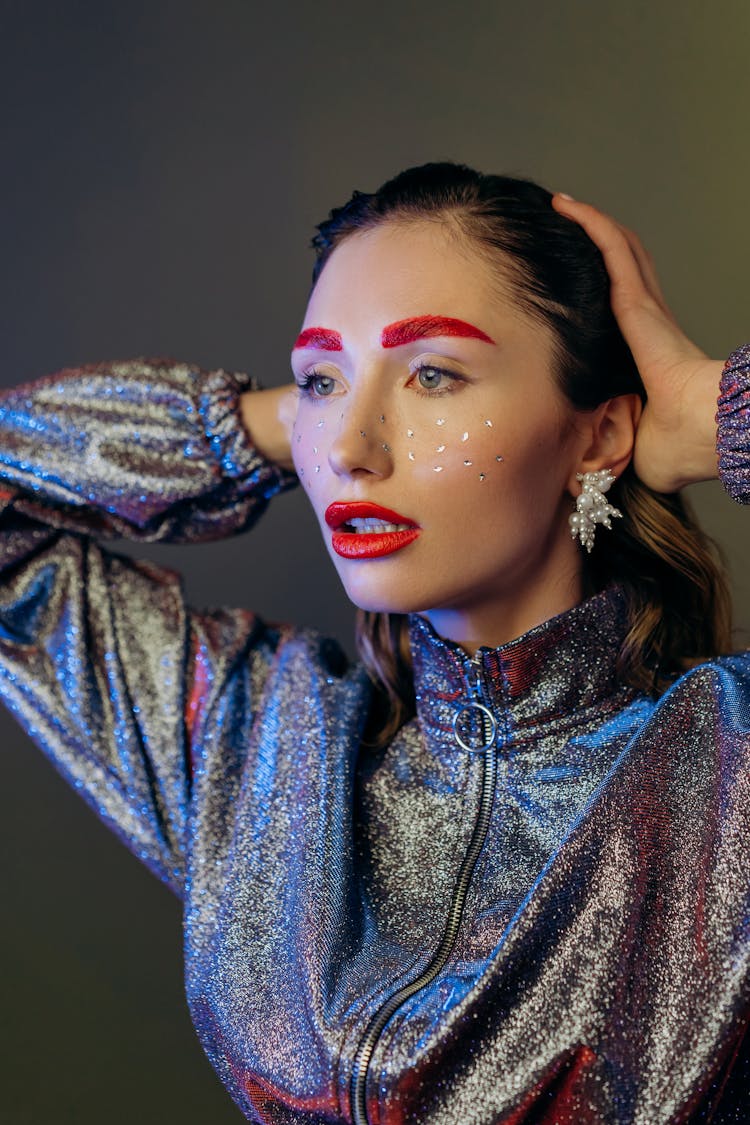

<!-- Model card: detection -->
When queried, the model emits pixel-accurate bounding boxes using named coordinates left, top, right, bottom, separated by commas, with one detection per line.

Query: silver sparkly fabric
left=717, top=344, right=750, bottom=503
left=1, top=357, right=750, bottom=1124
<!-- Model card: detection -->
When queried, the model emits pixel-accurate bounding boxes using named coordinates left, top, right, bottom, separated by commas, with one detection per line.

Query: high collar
left=408, top=586, right=636, bottom=750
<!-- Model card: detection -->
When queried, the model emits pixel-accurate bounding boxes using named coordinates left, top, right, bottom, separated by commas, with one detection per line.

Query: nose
left=327, top=393, right=395, bottom=481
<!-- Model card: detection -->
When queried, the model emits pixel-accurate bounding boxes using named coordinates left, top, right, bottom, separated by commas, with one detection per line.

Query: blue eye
left=298, top=371, right=336, bottom=397
left=417, top=367, right=445, bottom=390
left=412, top=365, right=463, bottom=395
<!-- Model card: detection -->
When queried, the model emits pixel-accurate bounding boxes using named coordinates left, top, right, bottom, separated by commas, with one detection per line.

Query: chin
left=336, top=572, right=453, bottom=617
left=343, top=589, right=420, bottom=615
left=335, top=573, right=421, bottom=616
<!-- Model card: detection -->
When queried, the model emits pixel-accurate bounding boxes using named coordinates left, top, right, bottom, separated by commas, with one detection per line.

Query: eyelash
left=295, top=363, right=465, bottom=399
left=295, top=370, right=336, bottom=398
left=410, top=363, right=465, bottom=397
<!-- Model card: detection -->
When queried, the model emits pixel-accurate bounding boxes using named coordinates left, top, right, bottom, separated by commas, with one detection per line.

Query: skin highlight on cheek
left=378, top=411, right=507, bottom=485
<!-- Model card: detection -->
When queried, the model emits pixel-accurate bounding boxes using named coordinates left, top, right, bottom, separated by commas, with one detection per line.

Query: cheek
left=291, top=409, right=332, bottom=489
left=404, top=412, right=506, bottom=486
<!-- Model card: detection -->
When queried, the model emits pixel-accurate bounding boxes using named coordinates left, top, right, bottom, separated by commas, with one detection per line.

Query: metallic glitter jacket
left=1, top=353, right=750, bottom=1125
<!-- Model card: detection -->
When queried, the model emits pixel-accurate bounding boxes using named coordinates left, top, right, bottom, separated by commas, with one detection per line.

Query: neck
left=420, top=559, right=583, bottom=655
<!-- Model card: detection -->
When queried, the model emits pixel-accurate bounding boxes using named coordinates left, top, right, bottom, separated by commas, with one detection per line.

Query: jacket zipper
left=350, top=657, right=499, bottom=1125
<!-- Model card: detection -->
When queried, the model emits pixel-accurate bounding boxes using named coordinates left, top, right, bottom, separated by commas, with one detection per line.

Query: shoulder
left=672, top=650, right=750, bottom=707
left=649, top=650, right=750, bottom=742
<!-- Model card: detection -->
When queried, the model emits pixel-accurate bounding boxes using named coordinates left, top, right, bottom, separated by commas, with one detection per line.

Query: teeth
left=346, top=518, right=412, bottom=533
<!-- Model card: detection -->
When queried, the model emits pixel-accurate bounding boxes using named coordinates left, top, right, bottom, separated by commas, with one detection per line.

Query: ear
left=566, top=393, right=643, bottom=494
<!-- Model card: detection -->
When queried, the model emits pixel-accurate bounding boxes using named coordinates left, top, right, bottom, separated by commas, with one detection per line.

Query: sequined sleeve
left=0, top=357, right=298, bottom=895
left=717, top=343, right=750, bottom=503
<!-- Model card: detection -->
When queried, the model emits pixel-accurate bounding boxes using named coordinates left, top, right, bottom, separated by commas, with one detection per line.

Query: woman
left=0, top=162, right=748, bottom=1124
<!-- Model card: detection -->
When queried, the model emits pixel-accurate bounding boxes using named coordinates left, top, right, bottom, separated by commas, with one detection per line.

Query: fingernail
left=557, top=192, right=575, bottom=201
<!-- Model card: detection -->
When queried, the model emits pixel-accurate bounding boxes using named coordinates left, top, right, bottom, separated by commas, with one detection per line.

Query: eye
left=297, top=370, right=337, bottom=397
left=417, top=366, right=444, bottom=390
left=410, top=363, right=464, bottom=396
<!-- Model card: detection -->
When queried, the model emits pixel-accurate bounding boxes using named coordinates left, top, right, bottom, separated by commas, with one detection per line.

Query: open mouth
left=325, top=502, right=421, bottom=558
left=343, top=517, right=414, bottom=534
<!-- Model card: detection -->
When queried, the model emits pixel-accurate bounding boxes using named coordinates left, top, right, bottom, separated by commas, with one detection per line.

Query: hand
left=239, top=385, right=298, bottom=472
left=551, top=194, right=723, bottom=493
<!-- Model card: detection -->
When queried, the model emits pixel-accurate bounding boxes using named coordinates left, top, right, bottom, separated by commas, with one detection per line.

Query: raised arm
left=0, top=356, right=297, bottom=542
left=0, top=357, right=298, bottom=894
left=550, top=194, right=749, bottom=501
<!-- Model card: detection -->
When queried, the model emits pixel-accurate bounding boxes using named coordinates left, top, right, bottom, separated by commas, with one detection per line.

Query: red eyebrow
left=381, top=315, right=495, bottom=348
left=293, top=326, right=343, bottom=351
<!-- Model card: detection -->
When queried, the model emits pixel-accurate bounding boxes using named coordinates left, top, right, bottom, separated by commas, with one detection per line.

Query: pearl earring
left=569, top=469, right=622, bottom=553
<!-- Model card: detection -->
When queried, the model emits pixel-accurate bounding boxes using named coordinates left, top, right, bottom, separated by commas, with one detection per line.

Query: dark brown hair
left=311, top=162, right=732, bottom=743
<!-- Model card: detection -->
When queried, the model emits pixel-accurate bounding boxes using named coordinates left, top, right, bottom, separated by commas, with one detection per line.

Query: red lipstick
left=325, top=501, right=421, bottom=559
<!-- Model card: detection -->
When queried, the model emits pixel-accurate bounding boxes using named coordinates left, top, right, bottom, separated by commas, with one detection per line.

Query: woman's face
left=290, top=220, right=593, bottom=651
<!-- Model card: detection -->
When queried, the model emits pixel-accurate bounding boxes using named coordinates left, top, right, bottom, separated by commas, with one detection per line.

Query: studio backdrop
left=1, top=2, right=748, bottom=1121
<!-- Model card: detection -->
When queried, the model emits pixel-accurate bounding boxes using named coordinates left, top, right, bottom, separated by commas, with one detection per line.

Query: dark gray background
left=1, top=1, right=748, bottom=1121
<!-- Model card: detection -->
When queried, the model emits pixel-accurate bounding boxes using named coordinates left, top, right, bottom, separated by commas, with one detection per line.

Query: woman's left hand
left=551, top=193, right=723, bottom=493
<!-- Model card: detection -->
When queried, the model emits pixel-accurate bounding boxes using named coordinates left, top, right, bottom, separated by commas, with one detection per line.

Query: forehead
left=306, top=221, right=507, bottom=324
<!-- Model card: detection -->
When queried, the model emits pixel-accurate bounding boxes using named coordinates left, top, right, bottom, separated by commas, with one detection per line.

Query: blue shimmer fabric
left=1, top=354, right=750, bottom=1124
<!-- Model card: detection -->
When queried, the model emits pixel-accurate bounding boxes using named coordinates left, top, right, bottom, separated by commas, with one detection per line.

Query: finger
left=551, top=194, right=654, bottom=316
left=617, top=224, right=677, bottom=324
left=550, top=195, right=679, bottom=328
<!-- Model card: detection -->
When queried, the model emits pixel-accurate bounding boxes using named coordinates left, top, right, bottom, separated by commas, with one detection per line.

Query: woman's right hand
left=240, top=385, right=298, bottom=473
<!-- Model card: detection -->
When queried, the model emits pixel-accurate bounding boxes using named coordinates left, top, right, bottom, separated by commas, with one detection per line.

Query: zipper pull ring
left=452, top=702, right=497, bottom=753
left=450, top=656, right=498, bottom=754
